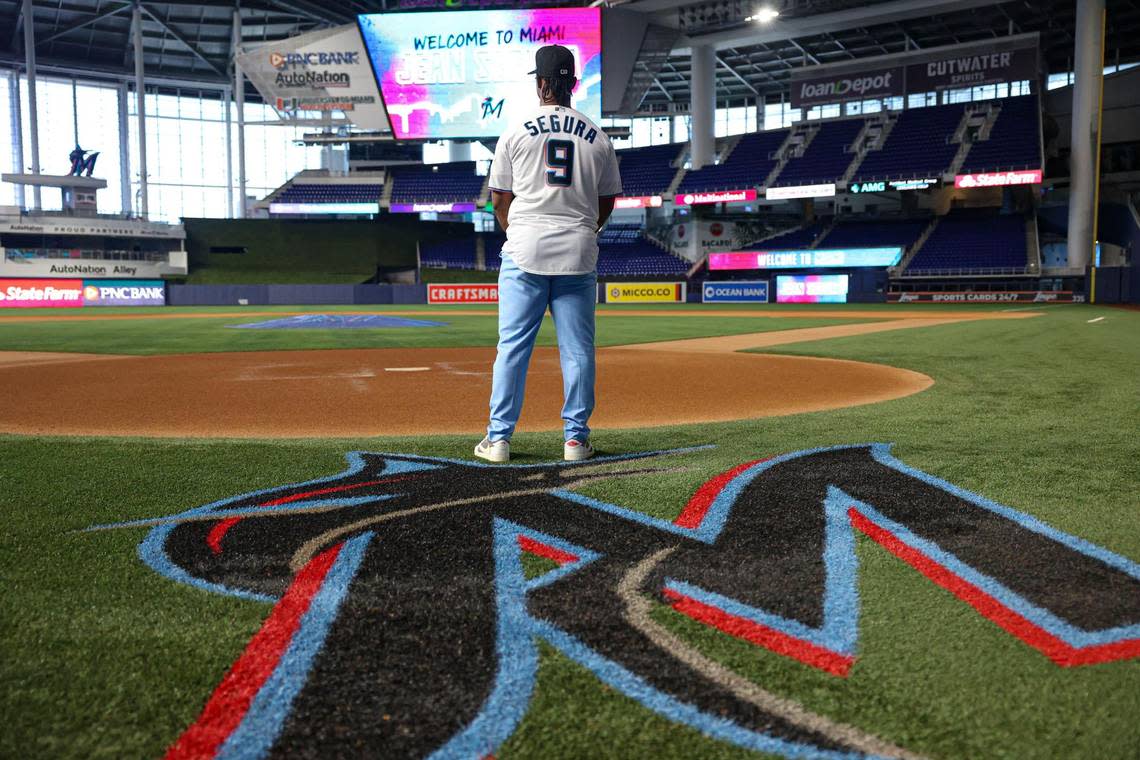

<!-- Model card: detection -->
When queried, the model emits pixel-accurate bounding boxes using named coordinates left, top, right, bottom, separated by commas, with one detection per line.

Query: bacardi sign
left=954, top=170, right=1042, bottom=188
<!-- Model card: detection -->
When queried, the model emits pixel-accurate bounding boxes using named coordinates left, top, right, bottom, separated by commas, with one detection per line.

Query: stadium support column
left=690, top=44, right=715, bottom=171
left=22, top=0, right=41, bottom=210
left=448, top=141, right=472, bottom=163
left=133, top=0, right=149, bottom=219
left=118, top=83, right=131, bottom=214
left=233, top=7, right=247, bottom=219
left=8, top=72, right=25, bottom=209
left=224, top=85, right=234, bottom=217
left=1067, top=0, right=1105, bottom=270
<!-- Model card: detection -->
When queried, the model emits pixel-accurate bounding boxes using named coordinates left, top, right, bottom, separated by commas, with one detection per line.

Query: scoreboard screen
left=776, top=274, right=850, bottom=304
left=357, top=8, right=602, bottom=140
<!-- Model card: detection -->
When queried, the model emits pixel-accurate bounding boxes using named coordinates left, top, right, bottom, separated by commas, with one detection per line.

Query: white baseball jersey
left=488, top=104, right=622, bottom=275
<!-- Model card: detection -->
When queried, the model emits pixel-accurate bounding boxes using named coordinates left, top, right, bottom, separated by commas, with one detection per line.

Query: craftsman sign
left=427, top=283, right=499, bottom=303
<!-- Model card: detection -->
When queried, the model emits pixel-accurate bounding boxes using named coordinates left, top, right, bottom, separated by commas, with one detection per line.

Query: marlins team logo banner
left=89, top=443, right=1140, bottom=758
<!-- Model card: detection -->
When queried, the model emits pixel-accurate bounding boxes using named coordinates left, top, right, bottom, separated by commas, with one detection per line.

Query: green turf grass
left=1, top=303, right=1137, bottom=759
left=0, top=311, right=862, bottom=354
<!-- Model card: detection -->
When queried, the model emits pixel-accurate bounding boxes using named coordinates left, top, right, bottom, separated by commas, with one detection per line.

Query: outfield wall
left=167, top=283, right=427, bottom=306
left=182, top=218, right=469, bottom=284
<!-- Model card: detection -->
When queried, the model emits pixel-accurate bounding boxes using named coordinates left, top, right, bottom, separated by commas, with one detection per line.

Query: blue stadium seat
left=277, top=184, right=383, bottom=204
left=676, top=130, right=790, bottom=194
left=773, top=120, right=863, bottom=187
left=389, top=162, right=484, bottom=204
left=907, top=213, right=1028, bottom=272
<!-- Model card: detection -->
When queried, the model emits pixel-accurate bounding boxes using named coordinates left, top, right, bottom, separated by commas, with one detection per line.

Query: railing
left=5, top=248, right=172, bottom=263
left=11, top=209, right=147, bottom=222
left=897, top=266, right=1033, bottom=278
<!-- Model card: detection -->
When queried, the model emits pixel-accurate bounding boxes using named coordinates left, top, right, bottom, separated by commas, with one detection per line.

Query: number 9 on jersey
left=545, top=139, right=574, bottom=187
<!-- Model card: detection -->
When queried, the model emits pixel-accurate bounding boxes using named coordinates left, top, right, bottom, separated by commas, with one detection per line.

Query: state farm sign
left=954, top=170, right=1042, bottom=188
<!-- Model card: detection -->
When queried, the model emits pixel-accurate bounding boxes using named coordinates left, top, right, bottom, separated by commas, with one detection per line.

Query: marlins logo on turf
left=89, top=444, right=1140, bottom=759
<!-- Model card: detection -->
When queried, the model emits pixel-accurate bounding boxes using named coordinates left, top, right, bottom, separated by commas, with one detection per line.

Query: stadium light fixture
left=746, top=7, right=779, bottom=23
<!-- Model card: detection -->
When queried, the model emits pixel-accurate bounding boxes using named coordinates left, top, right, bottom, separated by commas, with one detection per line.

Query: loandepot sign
left=791, top=33, right=1038, bottom=108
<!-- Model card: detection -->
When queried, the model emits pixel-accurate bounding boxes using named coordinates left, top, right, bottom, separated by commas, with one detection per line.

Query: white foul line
left=384, top=366, right=431, bottom=372
left=1087, top=317, right=1106, bottom=324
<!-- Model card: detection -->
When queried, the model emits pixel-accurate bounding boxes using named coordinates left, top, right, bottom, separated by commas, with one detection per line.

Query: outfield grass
left=0, top=312, right=861, bottom=354
left=1, top=303, right=1137, bottom=759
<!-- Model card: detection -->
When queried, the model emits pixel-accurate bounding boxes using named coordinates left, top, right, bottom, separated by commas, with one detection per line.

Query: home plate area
left=94, top=443, right=1140, bottom=759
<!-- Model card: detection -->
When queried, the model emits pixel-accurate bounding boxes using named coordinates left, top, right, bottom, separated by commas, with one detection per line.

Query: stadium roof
left=0, top=0, right=1137, bottom=110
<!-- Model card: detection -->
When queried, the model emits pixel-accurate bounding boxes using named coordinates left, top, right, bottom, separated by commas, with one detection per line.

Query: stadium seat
left=772, top=120, right=864, bottom=187
left=389, top=162, right=485, bottom=204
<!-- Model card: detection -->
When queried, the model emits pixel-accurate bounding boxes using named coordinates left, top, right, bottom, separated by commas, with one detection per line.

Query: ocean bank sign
left=702, top=280, right=768, bottom=303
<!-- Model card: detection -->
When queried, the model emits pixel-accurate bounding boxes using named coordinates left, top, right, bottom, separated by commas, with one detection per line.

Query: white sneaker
left=563, top=438, right=595, bottom=462
left=474, top=437, right=510, bottom=463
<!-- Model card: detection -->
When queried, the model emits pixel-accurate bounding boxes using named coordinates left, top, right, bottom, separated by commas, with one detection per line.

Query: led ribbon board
left=776, top=274, right=849, bottom=303
left=357, top=8, right=602, bottom=139
left=708, top=247, right=902, bottom=271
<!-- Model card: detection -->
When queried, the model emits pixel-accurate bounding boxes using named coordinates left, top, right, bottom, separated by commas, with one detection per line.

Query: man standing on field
left=475, top=44, right=621, bottom=464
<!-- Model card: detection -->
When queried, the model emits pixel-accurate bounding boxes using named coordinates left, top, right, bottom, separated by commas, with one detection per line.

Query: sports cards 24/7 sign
left=605, top=282, right=686, bottom=303
left=702, top=281, right=769, bottom=303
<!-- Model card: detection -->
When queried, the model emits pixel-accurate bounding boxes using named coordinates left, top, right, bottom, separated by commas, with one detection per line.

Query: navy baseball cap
left=529, top=45, right=575, bottom=78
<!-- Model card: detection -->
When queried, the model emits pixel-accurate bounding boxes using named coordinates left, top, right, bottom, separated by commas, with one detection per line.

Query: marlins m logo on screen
left=92, top=444, right=1140, bottom=758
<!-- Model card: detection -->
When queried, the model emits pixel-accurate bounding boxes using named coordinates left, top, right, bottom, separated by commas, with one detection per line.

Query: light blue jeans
left=487, top=255, right=597, bottom=443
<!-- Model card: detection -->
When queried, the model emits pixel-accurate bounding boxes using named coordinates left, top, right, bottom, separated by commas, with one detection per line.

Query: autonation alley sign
left=791, top=33, right=1038, bottom=108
